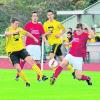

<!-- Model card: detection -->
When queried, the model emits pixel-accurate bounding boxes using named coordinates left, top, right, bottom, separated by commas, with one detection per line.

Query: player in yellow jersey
left=5, top=18, right=48, bottom=87
left=43, top=10, right=66, bottom=78
left=44, top=10, right=66, bottom=62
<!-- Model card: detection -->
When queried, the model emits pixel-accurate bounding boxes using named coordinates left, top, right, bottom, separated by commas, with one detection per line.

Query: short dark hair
left=76, top=23, right=83, bottom=29
left=91, top=27, right=95, bottom=31
left=32, top=11, right=38, bottom=14
left=67, top=31, right=72, bottom=35
left=32, top=11, right=38, bottom=16
left=47, top=10, right=54, bottom=14
left=10, top=17, right=20, bottom=23
left=84, top=28, right=88, bottom=30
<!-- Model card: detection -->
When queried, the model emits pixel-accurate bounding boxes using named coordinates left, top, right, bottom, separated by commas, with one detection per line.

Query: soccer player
left=15, top=11, right=48, bottom=81
left=50, top=23, right=95, bottom=85
left=5, top=18, right=48, bottom=87
left=43, top=10, right=66, bottom=63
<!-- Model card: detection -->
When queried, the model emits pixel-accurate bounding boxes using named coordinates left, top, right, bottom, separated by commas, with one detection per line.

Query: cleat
left=37, top=79, right=41, bottom=82
left=15, top=76, right=19, bottom=81
left=42, top=75, right=48, bottom=81
left=26, top=82, right=30, bottom=87
left=86, top=77, right=92, bottom=85
left=72, top=72, right=75, bottom=79
left=50, top=77, right=56, bottom=85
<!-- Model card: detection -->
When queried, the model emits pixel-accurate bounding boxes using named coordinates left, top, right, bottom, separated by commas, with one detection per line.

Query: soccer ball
left=48, top=58, right=58, bottom=69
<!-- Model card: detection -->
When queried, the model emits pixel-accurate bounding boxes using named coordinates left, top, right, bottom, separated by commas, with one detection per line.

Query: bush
left=0, top=36, right=6, bottom=55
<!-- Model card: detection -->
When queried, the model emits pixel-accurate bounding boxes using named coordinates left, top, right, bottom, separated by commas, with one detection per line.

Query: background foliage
left=0, top=0, right=99, bottom=55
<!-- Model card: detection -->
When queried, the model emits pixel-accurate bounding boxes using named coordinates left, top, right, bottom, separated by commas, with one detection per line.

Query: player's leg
left=57, top=44, right=75, bottom=79
left=50, top=54, right=70, bottom=85
left=72, top=56, right=92, bottom=85
left=26, top=45, right=41, bottom=81
left=10, top=52, right=30, bottom=86
left=14, top=64, right=30, bottom=86
left=25, top=56, right=48, bottom=81
left=15, top=60, right=25, bottom=81
left=75, top=70, right=92, bottom=85
left=20, top=49, right=48, bottom=81
left=36, top=61, right=41, bottom=81
left=48, top=44, right=58, bottom=60
left=67, top=64, right=75, bottom=79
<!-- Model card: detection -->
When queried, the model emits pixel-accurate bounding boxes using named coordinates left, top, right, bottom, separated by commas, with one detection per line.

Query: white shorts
left=65, top=54, right=83, bottom=71
left=26, top=45, right=41, bottom=60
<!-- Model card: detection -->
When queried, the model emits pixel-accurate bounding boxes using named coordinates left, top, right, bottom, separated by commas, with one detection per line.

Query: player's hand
left=14, top=30, right=20, bottom=34
left=64, top=42, right=69, bottom=47
left=34, top=37, right=38, bottom=43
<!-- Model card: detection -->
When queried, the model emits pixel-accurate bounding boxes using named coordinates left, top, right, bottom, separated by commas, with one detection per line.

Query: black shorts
left=50, top=44, right=62, bottom=57
left=9, top=49, right=30, bottom=65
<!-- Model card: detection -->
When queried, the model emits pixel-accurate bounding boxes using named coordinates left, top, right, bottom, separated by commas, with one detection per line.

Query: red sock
left=20, top=60, right=25, bottom=69
left=81, top=75, right=89, bottom=80
left=54, top=66, right=63, bottom=78
left=37, top=63, right=41, bottom=80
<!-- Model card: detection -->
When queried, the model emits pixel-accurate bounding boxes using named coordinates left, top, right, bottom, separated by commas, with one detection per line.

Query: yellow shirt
left=5, top=26, right=27, bottom=53
left=63, top=37, right=71, bottom=48
left=43, top=20, right=65, bottom=45
left=88, top=38, right=96, bottom=43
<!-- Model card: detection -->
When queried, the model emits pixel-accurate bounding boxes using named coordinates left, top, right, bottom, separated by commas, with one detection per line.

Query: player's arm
left=5, top=29, right=19, bottom=36
left=64, top=41, right=72, bottom=47
left=42, top=34, right=49, bottom=46
left=82, top=23, right=95, bottom=39
left=88, top=30, right=95, bottom=39
left=55, top=23, right=66, bottom=38
left=26, top=32, right=38, bottom=43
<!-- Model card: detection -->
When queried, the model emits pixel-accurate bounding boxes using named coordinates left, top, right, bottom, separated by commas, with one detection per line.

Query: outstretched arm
left=26, top=32, right=38, bottom=43
left=82, top=23, right=95, bottom=39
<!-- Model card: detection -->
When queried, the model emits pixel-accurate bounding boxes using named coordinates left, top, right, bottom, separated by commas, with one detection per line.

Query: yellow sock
left=32, top=64, right=43, bottom=79
left=19, top=70, right=29, bottom=83
left=67, top=65, right=74, bottom=72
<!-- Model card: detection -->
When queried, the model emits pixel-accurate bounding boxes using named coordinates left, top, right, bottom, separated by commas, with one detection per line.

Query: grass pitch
left=0, top=69, right=99, bottom=100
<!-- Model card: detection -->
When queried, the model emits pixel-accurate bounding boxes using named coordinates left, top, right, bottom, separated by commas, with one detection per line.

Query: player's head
left=83, top=28, right=88, bottom=33
left=67, top=31, right=72, bottom=38
left=47, top=10, right=54, bottom=21
left=76, top=23, right=83, bottom=35
left=10, top=18, right=20, bottom=28
left=31, top=11, right=39, bottom=23
left=91, top=27, right=95, bottom=32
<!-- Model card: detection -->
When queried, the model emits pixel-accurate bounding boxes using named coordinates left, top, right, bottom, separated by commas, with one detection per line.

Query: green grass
left=0, top=69, right=100, bottom=100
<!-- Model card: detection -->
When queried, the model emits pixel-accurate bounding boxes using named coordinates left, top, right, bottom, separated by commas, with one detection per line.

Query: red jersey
left=24, top=21, right=45, bottom=45
left=69, top=32, right=88, bottom=57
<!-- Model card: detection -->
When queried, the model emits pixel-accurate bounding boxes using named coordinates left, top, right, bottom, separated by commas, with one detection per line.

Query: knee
left=14, top=64, right=22, bottom=72
left=75, top=71, right=82, bottom=79
left=25, top=56, right=35, bottom=66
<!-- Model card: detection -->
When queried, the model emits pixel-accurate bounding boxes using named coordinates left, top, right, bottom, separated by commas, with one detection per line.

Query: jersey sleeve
left=58, top=22, right=65, bottom=30
left=23, top=23, right=29, bottom=31
left=19, top=28, right=27, bottom=36
left=43, top=22, right=48, bottom=33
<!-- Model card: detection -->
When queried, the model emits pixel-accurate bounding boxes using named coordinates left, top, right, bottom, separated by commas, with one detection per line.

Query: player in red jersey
left=50, top=23, right=95, bottom=85
left=16, top=11, right=48, bottom=81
